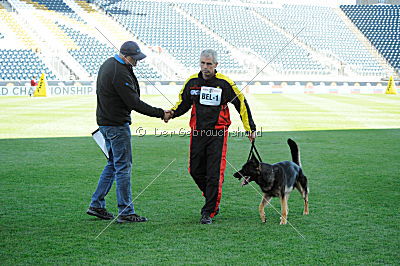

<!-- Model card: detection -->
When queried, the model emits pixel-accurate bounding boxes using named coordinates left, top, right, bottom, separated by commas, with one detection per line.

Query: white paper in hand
left=91, top=128, right=109, bottom=159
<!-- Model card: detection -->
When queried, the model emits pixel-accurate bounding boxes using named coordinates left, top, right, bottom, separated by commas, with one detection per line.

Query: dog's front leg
left=259, top=194, right=271, bottom=223
left=280, top=194, right=288, bottom=225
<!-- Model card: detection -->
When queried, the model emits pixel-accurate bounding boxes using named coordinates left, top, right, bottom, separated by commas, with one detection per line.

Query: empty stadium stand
left=58, top=23, right=115, bottom=75
left=0, top=8, right=39, bottom=50
left=18, top=0, right=83, bottom=21
left=0, top=49, right=57, bottom=80
left=341, top=4, right=400, bottom=74
left=2, top=0, right=162, bottom=80
left=0, top=0, right=397, bottom=82
left=97, top=0, right=244, bottom=72
left=0, top=3, right=57, bottom=80
left=258, top=4, right=387, bottom=76
left=179, top=2, right=328, bottom=75
left=26, top=0, right=73, bottom=12
left=58, top=23, right=162, bottom=79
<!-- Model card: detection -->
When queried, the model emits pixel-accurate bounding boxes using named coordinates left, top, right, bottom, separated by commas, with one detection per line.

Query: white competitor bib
left=199, top=86, right=222, bottom=106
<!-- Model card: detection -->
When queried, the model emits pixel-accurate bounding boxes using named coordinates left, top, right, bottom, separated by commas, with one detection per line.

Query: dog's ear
left=250, top=153, right=259, bottom=164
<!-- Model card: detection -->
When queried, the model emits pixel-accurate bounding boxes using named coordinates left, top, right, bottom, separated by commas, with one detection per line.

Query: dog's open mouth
left=241, top=177, right=250, bottom=186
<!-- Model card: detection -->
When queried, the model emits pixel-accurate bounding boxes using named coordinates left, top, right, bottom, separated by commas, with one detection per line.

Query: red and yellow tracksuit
left=172, top=71, right=256, bottom=217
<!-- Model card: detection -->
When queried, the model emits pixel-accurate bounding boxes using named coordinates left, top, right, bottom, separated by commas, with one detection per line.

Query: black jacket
left=96, top=55, right=164, bottom=126
left=172, top=71, right=256, bottom=132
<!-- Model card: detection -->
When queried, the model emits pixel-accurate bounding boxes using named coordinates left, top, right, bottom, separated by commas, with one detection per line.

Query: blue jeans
left=90, top=123, right=135, bottom=216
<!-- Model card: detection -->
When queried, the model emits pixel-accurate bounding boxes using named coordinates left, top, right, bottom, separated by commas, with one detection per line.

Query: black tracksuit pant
left=189, top=129, right=228, bottom=218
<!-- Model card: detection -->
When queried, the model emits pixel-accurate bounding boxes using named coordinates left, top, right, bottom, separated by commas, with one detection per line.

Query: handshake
left=163, top=110, right=174, bottom=123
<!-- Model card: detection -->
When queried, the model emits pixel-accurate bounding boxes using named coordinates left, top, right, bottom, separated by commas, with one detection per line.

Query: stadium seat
left=341, top=4, right=400, bottom=74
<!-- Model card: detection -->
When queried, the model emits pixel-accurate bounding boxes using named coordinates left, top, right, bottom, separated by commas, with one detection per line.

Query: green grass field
left=0, top=94, right=399, bottom=264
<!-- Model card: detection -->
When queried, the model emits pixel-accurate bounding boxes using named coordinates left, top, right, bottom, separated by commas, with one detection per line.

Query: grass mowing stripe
left=309, top=94, right=400, bottom=128
left=337, top=94, right=400, bottom=106
left=284, top=94, right=394, bottom=129
left=239, top=95, right=293, bottom=131
left=1, top=95, right=400, bottom=138
left=287, top=94, right=371, bottom=128
left=277, top=94, right=359, bottom=130
left=313, top=94, right=400, bottom=114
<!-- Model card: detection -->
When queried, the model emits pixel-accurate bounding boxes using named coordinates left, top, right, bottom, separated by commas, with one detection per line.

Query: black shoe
left=117, top=214, right=148, bottom=223
left=87, top=207, right=114, bottom=220
left=200, top=215, right=212, bottom=224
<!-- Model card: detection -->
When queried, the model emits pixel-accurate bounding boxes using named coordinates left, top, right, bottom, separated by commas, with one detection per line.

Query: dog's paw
left=303, top=210, right=309, bottom=215
left=280, top=217, right=287, bottom=225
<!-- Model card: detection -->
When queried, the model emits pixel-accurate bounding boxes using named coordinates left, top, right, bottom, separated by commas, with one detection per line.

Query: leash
left=241, top=140, right=263, bottom=186
left=247, top=140, right=263, bottom=162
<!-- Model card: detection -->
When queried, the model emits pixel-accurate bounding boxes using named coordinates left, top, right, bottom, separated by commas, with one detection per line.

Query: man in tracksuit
left=169, top=49, right=256, bottom=224
left=87, top=41, right=170, bottom=223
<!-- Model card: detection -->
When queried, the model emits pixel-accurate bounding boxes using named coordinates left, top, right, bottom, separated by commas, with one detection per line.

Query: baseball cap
left=120, top=41, right=146, bottom=61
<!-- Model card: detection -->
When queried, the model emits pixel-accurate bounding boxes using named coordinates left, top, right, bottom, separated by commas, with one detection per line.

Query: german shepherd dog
left=233, top=139, right=309, bottom=224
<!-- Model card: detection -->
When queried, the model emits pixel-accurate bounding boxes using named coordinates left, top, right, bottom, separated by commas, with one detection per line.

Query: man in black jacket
left=87, top=41, right=170, bottom=223
left=167, top=49, right=256, bottom=224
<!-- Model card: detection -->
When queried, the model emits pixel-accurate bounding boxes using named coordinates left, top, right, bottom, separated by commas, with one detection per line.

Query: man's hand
left=248, top=131, right=256, bottom=142
left=163, top=110, right=174, bottom=123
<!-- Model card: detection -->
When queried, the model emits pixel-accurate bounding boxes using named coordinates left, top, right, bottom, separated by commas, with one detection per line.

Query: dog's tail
left=287, top=138, right=301, bottom=167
